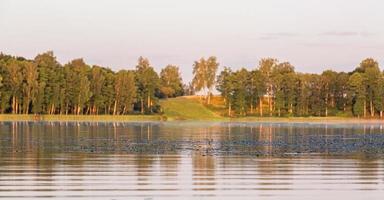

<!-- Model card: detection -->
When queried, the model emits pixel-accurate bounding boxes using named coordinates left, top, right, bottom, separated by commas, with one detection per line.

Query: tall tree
left=34, top=51, right=62, bottom=114
left=113, top=70, right=137, bottom=115
left=21, top=61, right=38, bottom=114
left=272, top=62, right=296, bottom=116
left=232, top=68, right=249, bottom=116
left=249, top=70, right=266, bottom=116
left=89, top=66, right=106, bottom=114
left=135, top=57, right=160, bottom=114
left=356, top=59, right=381, bottom=117
left=192, top=56, right=219, bottom=104
left=321, top=70, right=338, bottom=116
left=216, top=67, right=234, bottom=116
left=348, top=72, right=366, bottom=118
left=5, top=59, right=23, bottom=114
left=63, top=59, right=91, bottom=115
left=159, top=65, right=183, bottom=98
left=258, top=58, right=278, bottom=116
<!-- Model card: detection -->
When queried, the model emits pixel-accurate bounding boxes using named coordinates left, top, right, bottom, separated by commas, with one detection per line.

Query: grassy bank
left=229, top=116, right=384, bottom=123
left=0, top=114, right=162, bottom=122
left=1, top=96, right=384, bottom=123
left=160, top=96, right=223, bottom=121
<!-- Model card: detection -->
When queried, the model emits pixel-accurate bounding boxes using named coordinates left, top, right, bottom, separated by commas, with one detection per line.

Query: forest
left=0, top=52, right=185, bottom=115
left=0, top=51, right=382, bottom=118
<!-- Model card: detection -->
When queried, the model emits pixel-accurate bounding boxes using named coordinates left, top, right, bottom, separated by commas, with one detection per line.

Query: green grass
left=160, top=97, right=224, bottom=121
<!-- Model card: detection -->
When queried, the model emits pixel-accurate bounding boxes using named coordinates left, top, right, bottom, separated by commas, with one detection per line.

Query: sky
left=1, top=0, right=384, bottom=82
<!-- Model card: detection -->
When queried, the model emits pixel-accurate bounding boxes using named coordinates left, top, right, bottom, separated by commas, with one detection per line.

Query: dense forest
left=217, top=58, right=383, bottom=118
left=0, top=52, right=185, bottom=115
left=0, top=51, right=383, bottom=118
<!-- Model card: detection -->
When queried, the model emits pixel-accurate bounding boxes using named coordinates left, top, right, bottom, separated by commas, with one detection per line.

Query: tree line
left=0, top=52, right=184, bottom=115
left=1, top=51, right=383, bottom=118
left=216, top=58, right=384, bottom=118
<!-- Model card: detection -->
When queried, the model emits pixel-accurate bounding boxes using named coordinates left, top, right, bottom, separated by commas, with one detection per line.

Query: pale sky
left=1, top=0, right=384, bottom=82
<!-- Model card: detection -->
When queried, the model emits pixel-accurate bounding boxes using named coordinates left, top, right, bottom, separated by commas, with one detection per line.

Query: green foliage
left=159, top=65, right=183, bottom=98
left=215, top=57, right=384, bottom=118
left=192, top=56, right=219, bottom=104
left=348, top=73, right=366, bottom=117
left=113, top=70, right=137, bottom=115
left=0, top=52, right=170, bottom=115
left=135, top=57, right=160, bottom=114
left=0, top=51, right=383, bottom=119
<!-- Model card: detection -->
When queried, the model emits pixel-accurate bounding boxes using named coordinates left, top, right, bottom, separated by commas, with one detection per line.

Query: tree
left=321, top=70, right=338, bottom=116
left=258, top=58, right=278, bottom=116
left=63, top=59, right=91, bottom=115
left=272, top=62, right=296, bottom=116
left=89, top=66, right=106, bottom=114
left=356, top=59, right=381, bottom=117
left=5, top=59, right=23, bottom=114
left=159, top=65, right=183, bottom=98
left=375, top=75, right=384, bottom=117
left=348, top=72, right=366, bottom=118
left=135, top=57, right=160, bottom=114
left=247, top=69, right=266, bottom=116
left=334, top=72, right=349, bottom=112
left=216, top=67, right=234, bottom=116
left=101, top=69, right=116, bottom=114
left=0, top=54, right=13, bottom=113
left=21, top=61, right=38, bottom=114
left=192, top=56, right=219, bottom=104
left=295, top=73, right=312, bottom=116
left=113, top=70, right=137, bottom=115
left=232, top=68, right=249, bottom=116
left=34, top=51, right=63, bottom=114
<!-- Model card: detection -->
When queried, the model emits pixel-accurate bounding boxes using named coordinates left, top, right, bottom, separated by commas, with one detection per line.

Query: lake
left=1, top=121, right=384, bottom=199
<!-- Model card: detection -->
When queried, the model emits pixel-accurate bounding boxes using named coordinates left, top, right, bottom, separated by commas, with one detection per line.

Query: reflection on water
left=1, top=122, right=384, bottom=199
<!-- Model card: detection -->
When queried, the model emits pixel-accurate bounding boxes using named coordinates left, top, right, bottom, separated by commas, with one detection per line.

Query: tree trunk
left=250, top=103, right=253, bottom=114
left=141, top=99, right=144, bottom=114
left=268, top=95, right=272, bottom=116
left=228, top=103, right=231, bottom=117
left=123, top=106, right=127, bottom=115
left=259, top=97, right=263, bottom=117
left=380, top=111, right=383, bottom=118
left=113, top=100, right=118, bottom=115
left=364, top=100, right=367, bottom=118
left=12, top=96, right=16, bottom=114
left=147, top=95, right=151, bottom=113
left=370, top=100, right=374, bottom=117
left=207, top=89, right=211, bottom=105
left=51, top=104, right=55, bottom=115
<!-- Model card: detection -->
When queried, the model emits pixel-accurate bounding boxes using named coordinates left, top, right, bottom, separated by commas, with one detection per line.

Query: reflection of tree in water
left=258, top=124, right=274, bottom=156
left=0, top=122, right=93, bottom=194
left=159, top=155, right=180, bottom=182
left=356, top=159, right=380, bottom=188
left=192, top=154, right=216, bottom=191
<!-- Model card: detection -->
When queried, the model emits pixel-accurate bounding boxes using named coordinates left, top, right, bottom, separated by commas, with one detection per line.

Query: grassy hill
left=160, top=96, right=224, bottom=121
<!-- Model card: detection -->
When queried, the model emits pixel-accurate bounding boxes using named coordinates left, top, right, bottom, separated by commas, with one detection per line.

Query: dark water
left=1, top=121, right=384, bottom=199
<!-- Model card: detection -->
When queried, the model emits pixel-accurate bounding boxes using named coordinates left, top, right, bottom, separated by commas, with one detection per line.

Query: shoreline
left=0, top=114, right=384, bottom=123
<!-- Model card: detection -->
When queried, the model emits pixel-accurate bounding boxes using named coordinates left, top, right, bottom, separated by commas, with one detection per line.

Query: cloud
left=320, top=31, right=375, bottom=37
left=258, top=32, right=299, bottom=40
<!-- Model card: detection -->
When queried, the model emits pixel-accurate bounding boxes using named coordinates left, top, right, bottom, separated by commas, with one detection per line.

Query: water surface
left=1, top=121, right=384, bottom=199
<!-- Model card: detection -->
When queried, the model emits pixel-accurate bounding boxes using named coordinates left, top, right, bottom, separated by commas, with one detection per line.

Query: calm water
left=1, top=121, right=384, bottom=199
